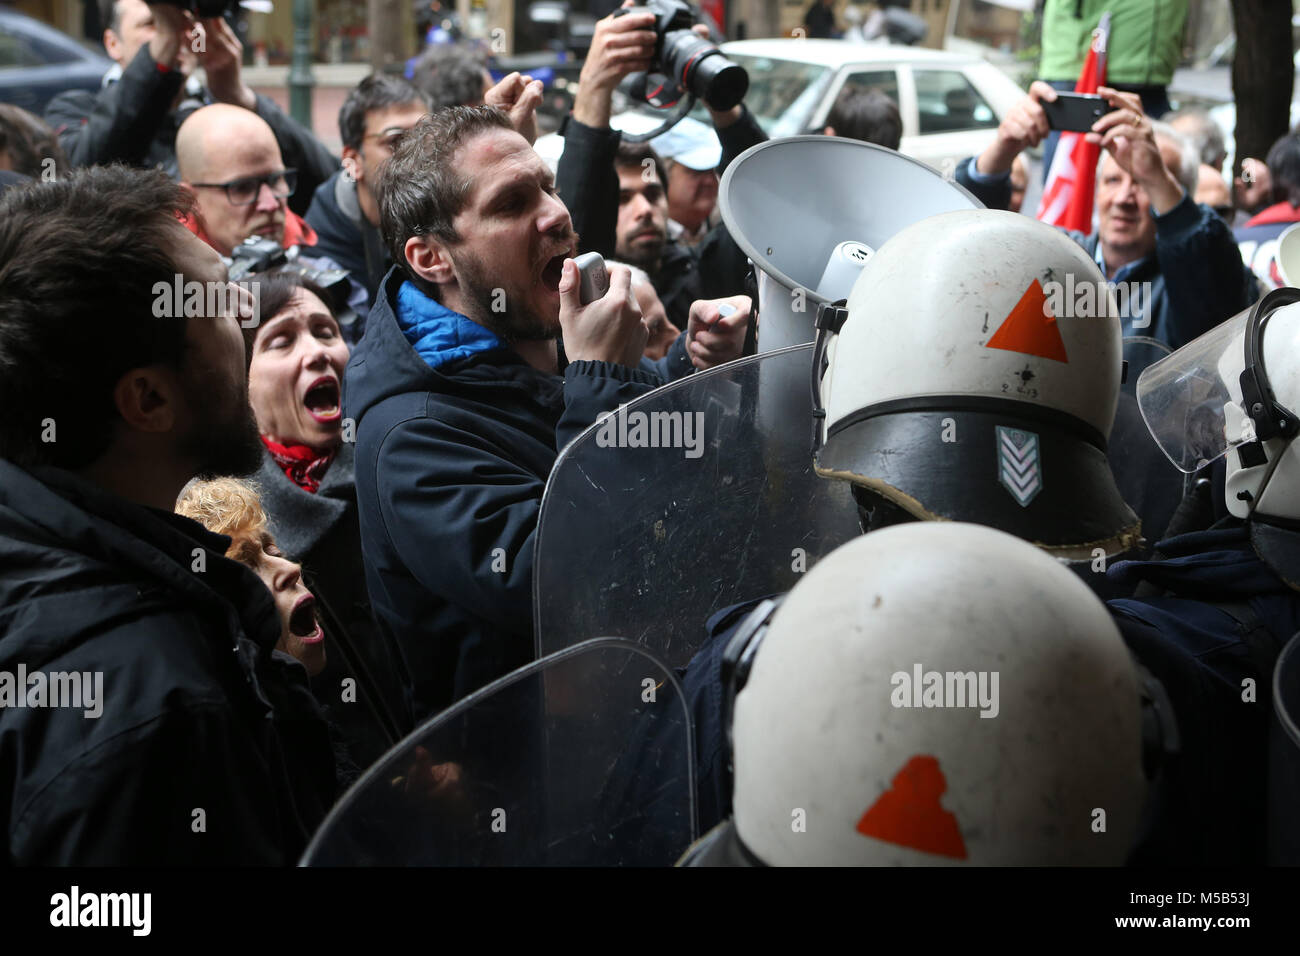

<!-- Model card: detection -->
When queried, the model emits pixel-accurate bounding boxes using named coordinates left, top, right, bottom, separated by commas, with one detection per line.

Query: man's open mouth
left=303, top=376, right=341, bottom=424
left=288, top=594, right=323, bottom=643
left=542, top=254, right=567, bottom=292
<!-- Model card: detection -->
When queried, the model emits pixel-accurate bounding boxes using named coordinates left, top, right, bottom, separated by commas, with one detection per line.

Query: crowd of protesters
left=1, top=0, right=1299, bottom=866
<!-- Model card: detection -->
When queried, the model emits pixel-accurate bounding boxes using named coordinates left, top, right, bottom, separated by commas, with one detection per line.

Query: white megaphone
left=719, top=136, right=982, bottom=352
left=1277, top=221, right=1300, bottom=287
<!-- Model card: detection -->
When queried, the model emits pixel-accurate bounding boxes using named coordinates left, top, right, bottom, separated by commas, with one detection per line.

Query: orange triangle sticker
left=984, top=278, right=1068, bottom=363
left=856, top=754, right=968, bottom=859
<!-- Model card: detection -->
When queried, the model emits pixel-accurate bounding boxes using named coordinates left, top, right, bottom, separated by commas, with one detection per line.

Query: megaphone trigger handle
left=815, top=301, right=849, bottom=333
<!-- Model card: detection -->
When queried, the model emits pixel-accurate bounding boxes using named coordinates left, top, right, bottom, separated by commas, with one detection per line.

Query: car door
left=811, top=67, right=904, bottom=136
left=902, top=66, right=1001, bottom=174
left=0, top=15, right=101, bottom=116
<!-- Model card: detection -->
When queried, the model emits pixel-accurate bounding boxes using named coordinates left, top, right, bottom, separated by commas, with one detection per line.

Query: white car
left=536, top=38, right=1025, bottom=174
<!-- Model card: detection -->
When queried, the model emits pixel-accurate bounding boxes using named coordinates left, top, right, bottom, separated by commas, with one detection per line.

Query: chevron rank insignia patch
left=997, top=427, right=1042, bottom=507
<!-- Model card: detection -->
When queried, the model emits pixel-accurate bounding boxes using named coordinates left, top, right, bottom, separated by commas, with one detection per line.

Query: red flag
left=1036, top=13, right=1110, bottom=232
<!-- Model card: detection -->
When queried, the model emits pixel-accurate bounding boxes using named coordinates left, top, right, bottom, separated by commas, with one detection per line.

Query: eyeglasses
left=190, top=168, right=297, bottom=206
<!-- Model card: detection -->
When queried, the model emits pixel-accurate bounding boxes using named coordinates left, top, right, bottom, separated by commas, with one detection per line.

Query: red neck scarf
left=261, top=436, right=335, bottom=494
left=179, top=208, right=319, bottom=251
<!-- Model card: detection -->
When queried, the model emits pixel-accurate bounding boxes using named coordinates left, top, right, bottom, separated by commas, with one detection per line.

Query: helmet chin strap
left=1238, top=288, right=1300, bottom=468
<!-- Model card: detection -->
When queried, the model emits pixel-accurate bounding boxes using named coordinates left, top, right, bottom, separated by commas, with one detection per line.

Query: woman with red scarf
left=244, top=272, right=413, bottom=774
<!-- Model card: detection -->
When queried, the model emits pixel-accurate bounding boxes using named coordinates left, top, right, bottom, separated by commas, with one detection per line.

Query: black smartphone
left=1042, top=92, right=1112, bottom=133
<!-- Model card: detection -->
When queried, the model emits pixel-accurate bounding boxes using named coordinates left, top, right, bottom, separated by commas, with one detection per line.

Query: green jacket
left=1040, top=0, right=1188, bottom=87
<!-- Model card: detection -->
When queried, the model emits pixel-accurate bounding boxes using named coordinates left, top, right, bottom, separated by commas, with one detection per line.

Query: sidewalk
left=248, top=64, right=377, bottom=153
left=243, top=62, right=377, bottom=88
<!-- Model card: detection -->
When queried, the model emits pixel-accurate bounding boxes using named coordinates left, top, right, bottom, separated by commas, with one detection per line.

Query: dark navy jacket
left=956, top=157, right=1259, bottom=350
left=305, top=170, right=391, bottom=313
left=345, top=268, right=692, bottom=719
left=1108, top=524, right=1300, bottom=864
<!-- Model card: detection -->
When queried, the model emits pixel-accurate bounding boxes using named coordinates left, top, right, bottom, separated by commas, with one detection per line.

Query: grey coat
left=252, top=441, right=414, bottom=771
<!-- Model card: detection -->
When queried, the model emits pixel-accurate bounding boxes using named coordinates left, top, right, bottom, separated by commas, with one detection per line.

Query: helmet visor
left=1136, top=307, right=1251, bottom=474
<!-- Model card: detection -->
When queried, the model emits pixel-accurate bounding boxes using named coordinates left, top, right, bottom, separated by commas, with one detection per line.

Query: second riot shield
left=1270, top=631, right=1300, bottom=864
left=300, top=639, right=696, bottom=866
left=534, top=344, right=859, bottom=669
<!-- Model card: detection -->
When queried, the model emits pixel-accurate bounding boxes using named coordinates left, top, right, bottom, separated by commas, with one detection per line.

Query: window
left=914, top=70, right=997, bottom=134
left=0, top=27, right=43, bottom=69
left=839, top=69, right=901, bottom=108
left=0, top=22, right=78, bottom=69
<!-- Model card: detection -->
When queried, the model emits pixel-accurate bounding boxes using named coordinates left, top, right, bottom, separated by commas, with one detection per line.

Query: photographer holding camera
left=45, top=0, right=335, bottom=218
left=555, top=0, right=765, bottom=329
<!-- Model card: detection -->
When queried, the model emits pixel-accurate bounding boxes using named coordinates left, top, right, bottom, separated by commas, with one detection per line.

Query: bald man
left=45, top=0, right=335, bottom=217
left=178, top=104, right=297, bottom=256
left=178, top=104, right=367, bottom=337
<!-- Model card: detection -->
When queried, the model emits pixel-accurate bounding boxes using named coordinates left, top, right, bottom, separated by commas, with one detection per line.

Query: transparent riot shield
left=1106, top=338, right=1184, bottom=552
left=300, top=639, right=696, bottom=866
left=1121, top=336, right=1172, bottom=397
left=1270, top=631, right=1300, bottom=864
left=534, top=343, right=859, bottom=668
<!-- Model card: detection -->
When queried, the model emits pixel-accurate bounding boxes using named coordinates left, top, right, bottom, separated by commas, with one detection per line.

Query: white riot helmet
left=1138, top=289, right=1300, bottom=579
left=680, top=522, right=1148, bottom=866
left=811, top=209, right=1139, bottom=560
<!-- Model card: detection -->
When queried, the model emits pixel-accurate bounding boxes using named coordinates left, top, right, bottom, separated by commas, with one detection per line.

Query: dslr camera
left=228, top=236, right=359, bottom=337
left=614, top=0, right=747, bottom=112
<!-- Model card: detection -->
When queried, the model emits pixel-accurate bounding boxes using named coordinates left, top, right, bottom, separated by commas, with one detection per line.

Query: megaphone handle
left=742, top=265, right=759, bottom=356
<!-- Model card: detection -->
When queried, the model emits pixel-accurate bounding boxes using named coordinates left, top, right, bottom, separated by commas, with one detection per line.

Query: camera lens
left=661, top=31, right=749, bottom=112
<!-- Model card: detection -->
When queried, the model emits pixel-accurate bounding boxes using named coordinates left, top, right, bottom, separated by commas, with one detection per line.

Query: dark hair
left=0, top=166, right=195, bottom=468
left=377, top=105, right=515, bottom=287
left=411, top=44, right=490, bottom=111
left=615, top=140, right=669, bottom=195
left=241, top=271, right=339, bottom=367
left=826, top=87, right=902, bottom=151
left=338, top=73, right=429, bottom=152
left=0, top=104, right=67, bottom=179
left=1267, top=130, right=1300, bottom=208
left=99, top=0, right=120, bottom=35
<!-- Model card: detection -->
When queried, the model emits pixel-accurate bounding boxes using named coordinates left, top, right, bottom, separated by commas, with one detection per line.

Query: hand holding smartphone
left=1042, top=92, right=1114, bottom=133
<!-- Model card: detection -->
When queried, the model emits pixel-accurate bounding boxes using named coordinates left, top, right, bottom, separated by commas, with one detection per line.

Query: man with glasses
left=306, top=75, right=431, bottom=314
left=45, top=0, right=335, bottom=218
left=176, top=104, right=365, bottom=330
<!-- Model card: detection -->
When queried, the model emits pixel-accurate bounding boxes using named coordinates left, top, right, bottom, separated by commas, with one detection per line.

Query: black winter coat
left=0, top=461, right=336, bottom=865
left=44, top=45, right=336, bottom=218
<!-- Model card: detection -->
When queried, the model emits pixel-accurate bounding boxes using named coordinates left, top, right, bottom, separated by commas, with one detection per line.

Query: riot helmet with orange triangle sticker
left=678, top=522, right=1149, bottom=866
left=811, top=209, right=1139, bottom=560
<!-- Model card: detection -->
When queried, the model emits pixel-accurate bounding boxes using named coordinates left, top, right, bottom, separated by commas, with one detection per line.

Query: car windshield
left=719, top=54, right=833, bottom=136
left=621, top=54, right=832, bottom=138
